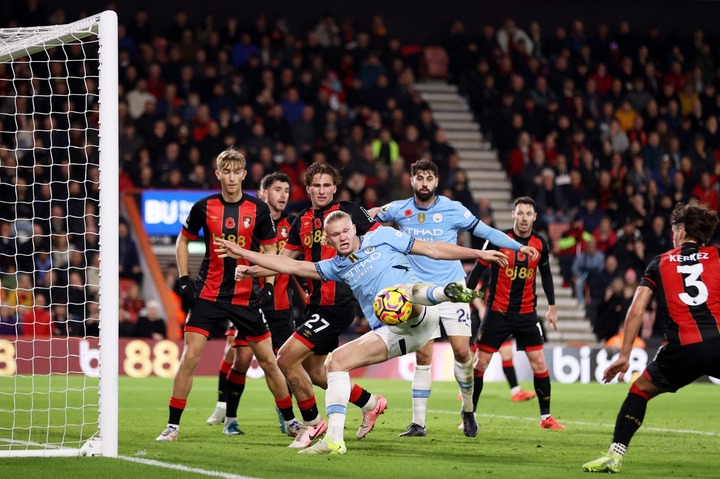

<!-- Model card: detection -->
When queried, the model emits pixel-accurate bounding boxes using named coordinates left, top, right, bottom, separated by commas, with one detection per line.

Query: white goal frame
left=0, top=10, right=118, bottom=457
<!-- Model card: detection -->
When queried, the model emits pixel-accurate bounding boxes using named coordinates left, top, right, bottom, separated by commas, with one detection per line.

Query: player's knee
left=453, top=346, right=470, bottom=363
left=325, top=351, right=343, bottom=372
left=415, top=345, right=433, bottom=365
left=473, top=353, right=491, bottom=371
left=529, top=357, right=547, bottom=372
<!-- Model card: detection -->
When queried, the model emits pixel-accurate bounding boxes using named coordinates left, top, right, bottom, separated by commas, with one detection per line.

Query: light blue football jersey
left=315, top=225, right=420, bottom=330
left=376, top=195, right=522, bottom=284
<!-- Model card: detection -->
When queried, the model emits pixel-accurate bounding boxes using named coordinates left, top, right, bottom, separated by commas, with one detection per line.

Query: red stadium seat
left=423, top=46, right=449, bottom=78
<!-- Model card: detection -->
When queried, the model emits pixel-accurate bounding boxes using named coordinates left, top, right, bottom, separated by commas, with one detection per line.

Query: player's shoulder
left=435, top=195, right=469, bottom=211
left=338, top=200, right=367, bottom=212
left=531, top=230, right=549, bottom=244
left=194, top=192, right=221, bottom=205
left=242, top=194, right=265, bottom=207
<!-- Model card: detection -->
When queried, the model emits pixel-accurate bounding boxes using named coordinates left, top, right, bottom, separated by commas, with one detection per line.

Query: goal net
left=0, top=11, right=118, bottom=457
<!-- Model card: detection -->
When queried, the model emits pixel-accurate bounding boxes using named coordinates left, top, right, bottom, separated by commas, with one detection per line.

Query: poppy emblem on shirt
left=404, top=209, right=413, bottom=217
left=517, top=252, right=526, bottom=262
left=418, top=213, right=426, bottom=224
left=225, top=217, right=235, bottom=229
left=243, top=216, right=253, bottom=229
left=314, top=218, right=323, bottom=229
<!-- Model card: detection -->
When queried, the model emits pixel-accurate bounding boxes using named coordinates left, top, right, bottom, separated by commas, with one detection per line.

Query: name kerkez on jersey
left=668, top=252, right=709, bottom=262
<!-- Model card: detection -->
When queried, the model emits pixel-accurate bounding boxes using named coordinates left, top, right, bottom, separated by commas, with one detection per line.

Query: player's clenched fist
left=235, top=264, right=253, bottom=281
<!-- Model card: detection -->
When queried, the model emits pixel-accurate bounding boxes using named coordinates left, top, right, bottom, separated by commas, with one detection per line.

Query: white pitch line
left=118, top=456, right=263, bottom=479
left=422, top=408, right=720, bottom=437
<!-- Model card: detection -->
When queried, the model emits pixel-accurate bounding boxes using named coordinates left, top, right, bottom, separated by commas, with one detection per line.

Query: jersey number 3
left=677, top=263, right=708, bottom=306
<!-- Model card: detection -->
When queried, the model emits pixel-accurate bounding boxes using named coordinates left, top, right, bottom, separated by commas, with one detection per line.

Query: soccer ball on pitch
left=373, top=286, right=413, bottom=326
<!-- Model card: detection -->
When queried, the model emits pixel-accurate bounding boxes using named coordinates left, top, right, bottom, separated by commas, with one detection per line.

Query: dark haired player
left=583, top=203, right=720, bottom=473
left=467, top=196, right=565, bottom=431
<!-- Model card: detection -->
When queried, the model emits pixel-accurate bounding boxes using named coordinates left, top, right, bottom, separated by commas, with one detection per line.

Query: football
left=373, top=286, right=413, bottom=326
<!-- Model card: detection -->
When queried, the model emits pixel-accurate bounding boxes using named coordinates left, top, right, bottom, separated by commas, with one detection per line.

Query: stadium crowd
left=1, top=3, right=720, bottom=344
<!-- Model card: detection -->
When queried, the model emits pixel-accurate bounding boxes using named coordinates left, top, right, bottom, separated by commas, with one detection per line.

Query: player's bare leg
left=157, top=331, right=208, bottom=441
left=277, top=338, right=327, bottom=447
left=526, top=348, right=565, bottom=430
left=499, top=342, right=536, bottom=402
left=300, top=333, right=389, bottom=454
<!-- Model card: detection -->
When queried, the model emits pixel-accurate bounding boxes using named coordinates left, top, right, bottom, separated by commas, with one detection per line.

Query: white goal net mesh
left=0, top=12, right=117, bottom=457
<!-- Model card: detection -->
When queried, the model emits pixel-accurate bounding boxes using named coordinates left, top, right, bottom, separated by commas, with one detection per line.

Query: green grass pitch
left=2, top=376, right=719, bottom=478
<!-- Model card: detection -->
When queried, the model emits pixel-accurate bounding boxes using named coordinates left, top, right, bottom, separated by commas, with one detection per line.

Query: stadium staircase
left=415, top=81, right=595, bottom=344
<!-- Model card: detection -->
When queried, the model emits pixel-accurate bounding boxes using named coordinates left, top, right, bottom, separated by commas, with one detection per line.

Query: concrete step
left=445, top=130, right=483, bottom=142
left=472, top=190, right=511, bottom=202
left=449, top=140, right=486, bottom=150
left=463, top=169, right=506, bottom=181
left=415, top=82, right=456, bottom=93
left=419, top=92, right=465, bottom=103
left=546, top=330, right=595, bottom=342
left=434, top=120, right=481, bottom=132
left=429, top=101, right=470, bottom=112
left=458, top=150, right=497, bottom=161
left=432, top=111, right=474, bottom=122
left=466, top=179, right=511, bottom=192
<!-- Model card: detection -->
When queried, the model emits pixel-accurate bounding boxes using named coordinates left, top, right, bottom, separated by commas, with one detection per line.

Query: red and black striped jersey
left=641, top=242, right=720, bottom=346
left=182, top=193, right=277, bottom=306
left=479, top=230, right=551, bottom=314
left=262, top=214, right=294, bottom=311
left=284, top=201, right=379, bottom=307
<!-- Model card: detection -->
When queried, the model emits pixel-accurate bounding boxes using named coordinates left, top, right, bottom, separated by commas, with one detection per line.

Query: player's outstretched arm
left=472, top=220, right=539, bottom=260
left=241, top=248, right=302, bottom=278
left=411, top=239, right=508, bottom=267
left=602, top=285, right=653, bottom=383
left=215, top=238, right=320, bottom=279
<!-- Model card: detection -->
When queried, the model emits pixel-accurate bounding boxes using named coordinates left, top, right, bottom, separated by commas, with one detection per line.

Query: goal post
left=0, top=11, right=118, bottom=457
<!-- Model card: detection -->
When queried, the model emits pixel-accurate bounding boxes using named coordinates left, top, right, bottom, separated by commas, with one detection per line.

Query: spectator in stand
left=135, top=300, right=167, bottom=339
left=604, top=119, right=630, bottom=154
left=585, top=253, right=619, bottom=327
left=688, top=134, right=714, bottom=175
left=371, top=127, right=399, bottom=166
left=593, top=216, right=618, bottom=254
left=496, top=18, right=533, bottom=55
left=519, top=144, right=547, bottom=198
left=593, top=277, right=631, bottom=342
left=0, top=305, right=19, bottom=336
left=690, top=171, right=719, bottom=212
left=429, top=128, right=456, bottom=179
left=577, top=196, right=605, bottom=234
left=626, top=155, right=653, bottom=195
left=557, top=215, right=593, bottom=288
left=572, top=238, right=605, bottom=307
left=613, top=221, right=646, bottom=278
left=119, top=220, right=143, bottom=285
left=535, top=168, right=568, bottom=230
left=507, top=131, right=532, bottom=198
left=20, top=294, right=52, bottom=337
left=643, top=215, right=672, bottom=261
